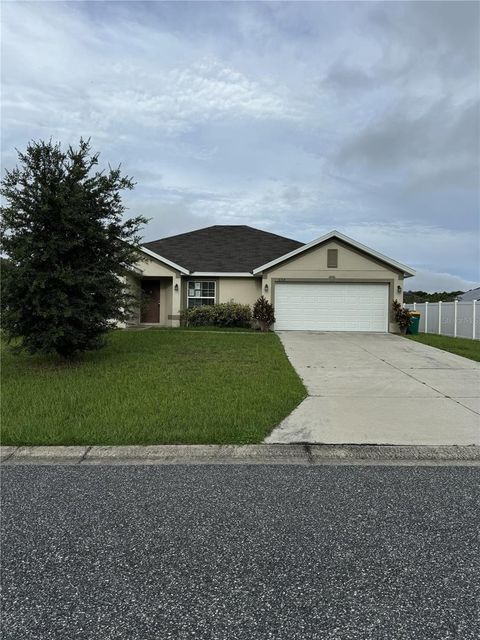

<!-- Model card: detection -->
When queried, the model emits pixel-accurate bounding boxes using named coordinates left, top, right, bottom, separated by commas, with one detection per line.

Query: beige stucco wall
left=217, top=278, right=262, bottom=306
left=137, top=256, right=178, bottom=278
left=128, top=254, right=182, bottom=327
left=158, top=279, right=168, bottom=325
left=261, top=240, right=406, bottom=332
left=168, top=277, right=181, bottom=327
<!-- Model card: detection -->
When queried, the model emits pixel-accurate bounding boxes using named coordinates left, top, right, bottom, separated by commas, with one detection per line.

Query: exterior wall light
left=174, top=283, right=179, bottom=292
left=397, top=285, right=402, bottom=293
left=264, top=283, right=269, bottom=292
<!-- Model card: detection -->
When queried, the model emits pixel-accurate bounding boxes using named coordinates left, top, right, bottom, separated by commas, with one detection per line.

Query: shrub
left=182, top=302, right=252, bottom=328
left=392, top=299, right=412, bottom=334
left=181, top=305, right=215, bottom=327
left=213, top=301, right=252, bottom=327
left=253, top=296, right=275, bottom=332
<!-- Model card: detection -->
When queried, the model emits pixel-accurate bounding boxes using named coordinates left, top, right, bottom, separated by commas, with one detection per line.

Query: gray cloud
left=127, top=199, right=215, bottom=241
left=1, top=0, right=478, bottom=292
left=324, top=62, right=376, bottom=91
left=337, top=99, right=480, bottom=170
left=335, top=99, right=479, bottom=188
left=369, top=1, right=479, bottom=70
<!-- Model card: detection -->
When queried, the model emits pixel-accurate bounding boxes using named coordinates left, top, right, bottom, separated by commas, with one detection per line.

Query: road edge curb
left=2, top=444, right=480, bottom=466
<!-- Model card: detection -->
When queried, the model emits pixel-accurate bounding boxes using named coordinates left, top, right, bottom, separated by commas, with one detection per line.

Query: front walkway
left=265, top=332, right=480, bottom=445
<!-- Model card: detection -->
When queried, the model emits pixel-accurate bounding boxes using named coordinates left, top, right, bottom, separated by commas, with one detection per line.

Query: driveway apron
left=265, top=332, right=480, bottom=445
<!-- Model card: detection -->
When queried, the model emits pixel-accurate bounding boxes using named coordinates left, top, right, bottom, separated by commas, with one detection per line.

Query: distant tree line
left=403, top=291, right=464, bottom=303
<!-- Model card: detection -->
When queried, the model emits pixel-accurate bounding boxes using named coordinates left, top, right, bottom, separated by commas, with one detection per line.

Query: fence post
left=473, top=301, right=477, bottom=340
left=425, top=301, right=428, bottom=333
left=454, top=300, right=458, bottom=338
left=413, top=302, right=417, bottom=311
left=438, top=301, right=442, bottom=335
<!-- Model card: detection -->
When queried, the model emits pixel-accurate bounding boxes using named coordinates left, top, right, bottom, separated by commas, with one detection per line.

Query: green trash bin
left=407, top=311, right=421, bottom=335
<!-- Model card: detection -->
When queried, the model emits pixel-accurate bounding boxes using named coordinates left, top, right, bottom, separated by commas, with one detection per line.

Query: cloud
left=335, top=99, right=479, bottom=191
left=97, top=58, right=302, bottom=136
left=324, top=62, right=377, bottom=92
left=1, top=0, right=478, bottom=292
left=127, top=198, right=215, bottom=241
left=369, top=1, right=479, bottom=70
left=406, top=270, right=478, bottom=294
left=2, top=3, right=302, bottom=147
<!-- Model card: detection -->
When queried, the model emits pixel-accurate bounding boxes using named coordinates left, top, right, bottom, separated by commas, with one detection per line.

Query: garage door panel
left=274, top=283, right=388, bottom=332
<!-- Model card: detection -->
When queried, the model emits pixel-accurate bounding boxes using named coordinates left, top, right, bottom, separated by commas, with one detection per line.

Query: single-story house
left=128, top=225, right=415, bottom=332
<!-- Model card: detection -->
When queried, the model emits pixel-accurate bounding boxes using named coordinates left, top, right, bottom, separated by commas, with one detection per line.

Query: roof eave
left=189, top=272, right=255, bottom=277
left=139, top=246, right=190, bottom=274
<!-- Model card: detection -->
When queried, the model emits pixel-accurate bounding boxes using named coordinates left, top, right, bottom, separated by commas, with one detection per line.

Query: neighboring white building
left=458, top=288, right=480, bottom=302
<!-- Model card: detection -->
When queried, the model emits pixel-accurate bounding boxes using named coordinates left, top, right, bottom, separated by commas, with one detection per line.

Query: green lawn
left=406, top=333, right=480, bottom=362
left=1, top=329, right=305, bottom=446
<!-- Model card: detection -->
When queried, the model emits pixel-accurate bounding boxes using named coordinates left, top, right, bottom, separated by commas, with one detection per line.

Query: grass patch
left=1, top=329, right=305, bottom=446
left=406, top=333, right=480, bottom=362
left=144, top=326, right=257, bottom=332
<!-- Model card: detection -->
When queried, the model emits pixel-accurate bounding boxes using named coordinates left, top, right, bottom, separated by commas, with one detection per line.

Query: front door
left=140, top=280, right=160, bottom=323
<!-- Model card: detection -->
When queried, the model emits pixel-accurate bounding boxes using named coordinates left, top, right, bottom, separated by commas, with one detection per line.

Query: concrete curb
left=2, top=444, right=480, bottom=466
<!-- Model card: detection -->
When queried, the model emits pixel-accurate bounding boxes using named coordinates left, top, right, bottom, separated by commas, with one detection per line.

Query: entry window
left=187, top=281, right=216, bottom=308
left=327, top=249, right=338, bottom=268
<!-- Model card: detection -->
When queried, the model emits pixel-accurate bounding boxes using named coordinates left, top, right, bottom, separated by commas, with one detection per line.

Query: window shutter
left=327, top=249, right=338, bottom=268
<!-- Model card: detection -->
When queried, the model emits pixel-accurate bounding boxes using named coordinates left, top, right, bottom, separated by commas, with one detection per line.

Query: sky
left=2, top=1, right=479, bottom=292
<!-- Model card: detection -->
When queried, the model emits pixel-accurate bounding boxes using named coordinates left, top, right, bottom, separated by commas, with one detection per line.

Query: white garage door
left=274, top=283, right=389, bottom=332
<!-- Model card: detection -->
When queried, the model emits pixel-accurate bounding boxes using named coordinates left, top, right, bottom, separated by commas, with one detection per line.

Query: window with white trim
left=187, top=281, right=216, bottom=308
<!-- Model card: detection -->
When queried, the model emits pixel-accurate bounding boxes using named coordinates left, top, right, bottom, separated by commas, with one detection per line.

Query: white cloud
left=1, top=0, right=478, bottom=293
left=406, top=270, right=478, bottom=294
left=98, top=58, right=302, bottom=135
left=2, top=2, right=302, bottom=143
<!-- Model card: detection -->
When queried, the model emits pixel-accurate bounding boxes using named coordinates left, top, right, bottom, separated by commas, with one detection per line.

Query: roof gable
left=252, top=230, right=416, bottom=277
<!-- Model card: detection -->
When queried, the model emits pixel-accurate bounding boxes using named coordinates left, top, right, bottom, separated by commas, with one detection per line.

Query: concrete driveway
left=266, top=332, right=480, bottom=445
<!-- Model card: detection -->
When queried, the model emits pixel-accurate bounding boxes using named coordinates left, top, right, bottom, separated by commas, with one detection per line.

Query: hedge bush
left=181, top=302, right=252, bottom=328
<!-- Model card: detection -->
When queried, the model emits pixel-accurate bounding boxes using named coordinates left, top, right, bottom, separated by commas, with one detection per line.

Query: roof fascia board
left=334, top=232, right=416, bottom=277
left=189, top=272, right=255, bottom=277
left=139, top=246, right=190, bottom=274
left=253, top=230, right=416, bottom=277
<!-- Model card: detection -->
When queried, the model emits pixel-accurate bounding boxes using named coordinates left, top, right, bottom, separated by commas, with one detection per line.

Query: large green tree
left=1, top=139, right=147, bottom=358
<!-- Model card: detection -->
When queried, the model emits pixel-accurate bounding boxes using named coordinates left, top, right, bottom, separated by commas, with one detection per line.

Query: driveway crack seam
left=354, top=343, right=480, bottom=414
left=449, top=399, right=480, bottom=416
left=351, top=341, right=452, bottom=399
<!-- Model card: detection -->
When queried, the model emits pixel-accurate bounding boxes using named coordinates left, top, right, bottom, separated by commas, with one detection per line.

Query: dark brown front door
left=141, top=280, right=160, bottom=323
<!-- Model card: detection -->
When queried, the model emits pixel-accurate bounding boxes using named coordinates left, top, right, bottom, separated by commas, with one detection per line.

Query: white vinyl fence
left=404, top=300, right=479, bottom=340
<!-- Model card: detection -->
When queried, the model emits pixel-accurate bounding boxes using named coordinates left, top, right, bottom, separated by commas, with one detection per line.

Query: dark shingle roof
left=142, top=225, right=304, bottom=273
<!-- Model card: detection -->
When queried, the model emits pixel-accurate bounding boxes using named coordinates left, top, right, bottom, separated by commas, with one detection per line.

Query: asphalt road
left=1, top=465, right=479, bottom=640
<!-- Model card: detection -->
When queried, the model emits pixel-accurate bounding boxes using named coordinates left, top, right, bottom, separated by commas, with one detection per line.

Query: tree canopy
left=1, top=139, right=147, bottom=358
left=403, top=290, right=464, bottom=303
